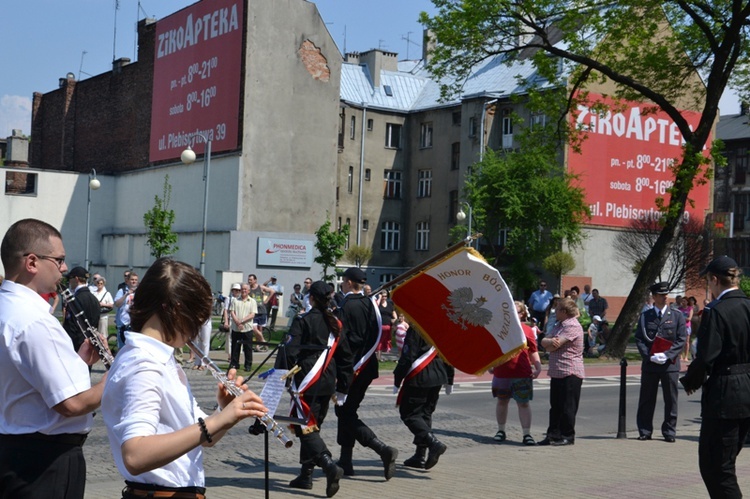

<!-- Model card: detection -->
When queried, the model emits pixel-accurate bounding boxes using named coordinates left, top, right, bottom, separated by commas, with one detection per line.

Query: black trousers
left=547, top=375, right=582, bottom=441
left=0, top=434, right=86, bottom=499
left=230, top=330, right=253, bottom=369
left=636, top=370, right=679, bottom=438
left=335, top=371, right=377, bottom=448
left=699, top=416, right=750, bottom=498
left=295, top=394, right=333, bottom=465
left=399, top=385, right=441, bottom=445
left=531, top=310, right=546, bottom=330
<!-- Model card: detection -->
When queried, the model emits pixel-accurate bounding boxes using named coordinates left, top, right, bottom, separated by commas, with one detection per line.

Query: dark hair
left=570, top=286, right=580, bottom=294
left=129, top=258, right=212, bottom=344
left=712, top=267, right=742, bottom=287
left=1, top=219, right=62, bottom=273
left=308, top=280, right=342, bottom=337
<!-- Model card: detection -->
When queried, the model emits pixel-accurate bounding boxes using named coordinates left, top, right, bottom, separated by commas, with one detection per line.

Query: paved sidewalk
left=83, top=355, right=743, bottom=498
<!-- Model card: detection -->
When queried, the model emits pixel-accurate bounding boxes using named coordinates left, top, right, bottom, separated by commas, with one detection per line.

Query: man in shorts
left=491, top=301, right=543, bottom=445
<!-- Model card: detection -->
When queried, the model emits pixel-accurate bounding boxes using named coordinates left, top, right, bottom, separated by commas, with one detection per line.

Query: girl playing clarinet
left=102, top=258, right=267, bottom=499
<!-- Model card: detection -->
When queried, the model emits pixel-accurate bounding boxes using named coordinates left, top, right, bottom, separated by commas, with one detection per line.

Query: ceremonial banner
left=391, top=247, right=526, bottom=375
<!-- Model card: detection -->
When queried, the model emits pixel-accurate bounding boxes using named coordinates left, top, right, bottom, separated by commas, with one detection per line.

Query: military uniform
left=682, top=288, right=750, bottom=497
left=635, top=303, right=686, bottom=440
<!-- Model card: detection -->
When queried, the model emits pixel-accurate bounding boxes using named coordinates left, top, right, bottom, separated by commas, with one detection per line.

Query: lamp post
left=456, top=202, right=472, bottom=240
left=84, top=169, right=101, bottom=270
left=181, top=133, right=211, bottom=276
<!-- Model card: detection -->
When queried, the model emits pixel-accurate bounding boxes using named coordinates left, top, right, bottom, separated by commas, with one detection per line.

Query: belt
left=0, top=432, right=88, bottom=446
left=715, top=363, right=750, bottom=375
left=123, top=482, right=206, bottom=499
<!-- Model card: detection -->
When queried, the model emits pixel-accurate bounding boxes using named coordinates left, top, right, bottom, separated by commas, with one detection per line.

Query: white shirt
left=114, top=287, right=135, bottom=327
left=102, top=331, right=208, bottom=487
left=0, top=280, right=93, bottom=435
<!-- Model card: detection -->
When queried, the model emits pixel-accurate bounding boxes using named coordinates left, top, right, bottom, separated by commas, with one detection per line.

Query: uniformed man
left=62, top=266, right=101, bottom=352
left=334, top=267, right=398, bottom=480
left=681, top=256, right=750, bottom=498
left=635, top=281, right=687, bottom=442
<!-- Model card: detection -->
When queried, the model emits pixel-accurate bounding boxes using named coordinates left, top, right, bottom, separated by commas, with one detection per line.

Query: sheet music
left=259, top=369, right=288, bottom=417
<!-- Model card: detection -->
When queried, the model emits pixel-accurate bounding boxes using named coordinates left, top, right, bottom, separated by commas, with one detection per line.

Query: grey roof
left=717, top=112, right=750, bottom=142
left=340, top=52, right=554, bottom=112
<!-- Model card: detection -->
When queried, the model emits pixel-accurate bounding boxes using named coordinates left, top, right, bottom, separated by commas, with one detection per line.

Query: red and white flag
left=391, top=247, right=526, bottom=375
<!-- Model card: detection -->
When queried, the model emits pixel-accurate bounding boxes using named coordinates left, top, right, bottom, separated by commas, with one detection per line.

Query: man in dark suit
left=681, top=256, right=750, bottom=498
left=635, top=281, right=686, bottom=442
left=334, top=267, right=398, bottom=481
left=62, top=266, right=101, bottom=352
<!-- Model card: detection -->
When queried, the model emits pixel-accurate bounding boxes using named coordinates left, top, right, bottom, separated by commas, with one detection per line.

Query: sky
left=0, top=0, right=741, bottom=139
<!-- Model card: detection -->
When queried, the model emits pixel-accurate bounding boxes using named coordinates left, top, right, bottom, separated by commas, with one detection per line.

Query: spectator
left=491, top=301, right=542, bottom=446
left=287, top=283, right=305, bottom=327
left=587, top=315, right=609, bottom=357
left=528, top=281, right=553, bottom=329
left=539, top=298, right=585, bottom=446
left=222, top=283, right=241, bottom=362
left=92, top=276, right=114, bottom=341
left=587, top=289, right=608, bottom=319
left=580, top=284, right=593, bottom=314
left=678, top=296, right=694, bottom=362
left=394, top=314, right=409, bottom=355
left=376, top=290, right=397, bottom=361
left=264, top=275, right=284, bottom=332
left=116, top=269, right=131, bottom=293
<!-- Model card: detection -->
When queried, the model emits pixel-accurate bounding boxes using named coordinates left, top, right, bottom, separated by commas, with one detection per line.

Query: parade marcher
left=491, top=301, right=542, bottom=446
left=539, top=297, right=585, bottom=446
left=277, top=281, right=354, bottom=497
left=0, top=218, right=107, bottom=498
left=335, top=267, right=398, bottom=480
left=393, top=325, right=454, bottom=470
left=101, top=258, right=267, bottom=498
left=681, top=256, right=750, bottom=498
left=635, top=281, right=687, bottom=442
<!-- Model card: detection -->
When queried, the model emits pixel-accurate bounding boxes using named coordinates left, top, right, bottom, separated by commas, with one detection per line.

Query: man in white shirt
left=0, top=218, right=106, bottom=498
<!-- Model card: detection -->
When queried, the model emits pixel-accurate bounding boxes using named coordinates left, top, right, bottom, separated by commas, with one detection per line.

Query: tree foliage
left=421, top=0, right=750, bottom=355
left=314, top=217, right=350, bottom=282
left=143, top=175, right=179, bottom=259
left=344, top=244, right=373, bottom=268
left=543, top=251, right=576, bottom=290
left=466, top=147, right=589, bottom=290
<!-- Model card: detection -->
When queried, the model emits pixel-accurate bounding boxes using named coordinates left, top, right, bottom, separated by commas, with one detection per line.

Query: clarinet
left=186, top=340, right=293, bottom=448
left=59, top=286, right=115, bottom=369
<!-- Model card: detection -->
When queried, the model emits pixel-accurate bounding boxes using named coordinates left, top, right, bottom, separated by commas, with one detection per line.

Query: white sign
left=257, top=237, right=313, bottom=267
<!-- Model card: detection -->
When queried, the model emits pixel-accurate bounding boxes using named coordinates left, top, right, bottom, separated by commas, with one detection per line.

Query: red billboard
left=149, top=0, right=244, bottom=162
left=568, top=92, right=711, bottom=228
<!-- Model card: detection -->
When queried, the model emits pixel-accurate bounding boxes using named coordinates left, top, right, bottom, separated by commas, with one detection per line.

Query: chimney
left=112, top=57, right=131, bottom=74
left=423, top=29, right=436, bottom=63
left=6, top=129, right=30, bottom=166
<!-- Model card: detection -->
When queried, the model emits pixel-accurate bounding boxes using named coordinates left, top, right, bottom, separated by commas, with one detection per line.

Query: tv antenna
left=78, top=51, right=93, bottom=80
left=402, top=31, right=421, bottom=60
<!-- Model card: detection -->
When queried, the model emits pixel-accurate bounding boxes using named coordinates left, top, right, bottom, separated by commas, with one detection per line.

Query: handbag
left=218, top=323, right=230, bottom=333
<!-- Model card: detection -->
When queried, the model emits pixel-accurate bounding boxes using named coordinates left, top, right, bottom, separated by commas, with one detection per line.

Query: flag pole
left=369, top=233, right=482, bottom=296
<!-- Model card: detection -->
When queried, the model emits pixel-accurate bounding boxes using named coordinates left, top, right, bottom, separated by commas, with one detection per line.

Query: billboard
left=257, top=238, right=314, bottom=268
left=568, top=92, right=711, bottom=228
left=149, top=0, right=244, bottom=162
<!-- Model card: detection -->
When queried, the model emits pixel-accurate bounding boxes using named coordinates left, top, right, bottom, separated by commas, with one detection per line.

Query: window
left=384, top=85, right=393, bottom=96
left=363, top=219, right=369, bottom=231
left=365, top=168, right=371, bottom=181
left=418, top=169, right=432, bottom=198
left=451, top=142, right=460, bottom=170
left=734, top=194, right=748, bottom=231
left=345, top=218, right=351, bottom=249
left=338, top=217, right=342, bottom=231
left=420, top=122, right=433, bottom=148
left=452, top=111, right=462, bottom=126
left=416, top=221, right=430, bottom=251
left=732, top=146, right=749, bottom=185
left=380, top=221, right=401, bottom=251
left=350, top=116, right=356, bottom=139
left=347, top=166, right=354, bottom=193
left=468, top=117, right=477, bottom=137
left=449, top=190, right=459, bottom=223
left=367, top=119, right=374, bottom=131
left=384, top=170, right=402, bottom=199
left=530, top=112, right=547, bottom=129
left=380, top=274, right=397, bottom=285
left=385, top=123, right=402, bottom=149
left=5, top=171, right=37, bottom=196
left=502, top=109, right=514, bottom=149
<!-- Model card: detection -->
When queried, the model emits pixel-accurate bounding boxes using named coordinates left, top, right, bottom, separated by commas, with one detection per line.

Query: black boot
left=403, top=445, right=427, bottom=469
left=288, top=463, right=314, bottom=490
left=317, top=453, right=344, bottom=498
left=336, top=445, right=355, bottom=476
left=368, top=437, right=398, bottom=480
left=424, top=433, right=447, bottom=470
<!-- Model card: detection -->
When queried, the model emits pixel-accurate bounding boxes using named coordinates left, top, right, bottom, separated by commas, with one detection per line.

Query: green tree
left=314, top=217, right=350, bottom=282
left=421, top=1, right=750, bottom=356
left=466, top=147, right=589, bottom=290
left=543, top=251, right=576, bottom=291
left=344, top=244, right=373, bottom=268
left=143, top=175, right=179, bottom=259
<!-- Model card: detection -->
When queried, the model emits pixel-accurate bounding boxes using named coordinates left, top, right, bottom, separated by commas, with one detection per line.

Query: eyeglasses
left=23, top=253, right=65, bottom=271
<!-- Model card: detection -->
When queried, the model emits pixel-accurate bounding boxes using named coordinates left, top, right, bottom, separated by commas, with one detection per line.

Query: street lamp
left=84, top=169, right=101, bottom=270
left=181, top=133, right=212, bottom=276
left=456, top=201, right=472, bottom=240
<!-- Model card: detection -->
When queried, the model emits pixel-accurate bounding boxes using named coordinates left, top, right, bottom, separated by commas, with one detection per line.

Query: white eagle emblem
left=441, top=287, right=493, bottom=330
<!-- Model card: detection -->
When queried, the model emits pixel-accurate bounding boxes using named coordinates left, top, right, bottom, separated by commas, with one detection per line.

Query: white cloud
left=0, top=95, right=32, bottom=138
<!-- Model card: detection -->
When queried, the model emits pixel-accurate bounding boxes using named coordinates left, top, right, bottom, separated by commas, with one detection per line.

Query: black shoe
left=424, top=434, right=446, bottom=470
left=551, top=438, right=574, bottom=446
left=403, top=446, right=427, bottom=469
left=368, top=438, right=398, bottom=480
left=289, top=464, right=314, bottom=490
left=228, top=364, right=239, bottom=370
left=637, top=435, right=652, bottom=441
left=664, top=436, right=675, bottom=443
left=317, top=454, right=343, bottom=498
left=537, top=438, right=555, bottom=446
left=337, top=446, right=355, bottom=476
left=244, top=365, right=252, bottom=371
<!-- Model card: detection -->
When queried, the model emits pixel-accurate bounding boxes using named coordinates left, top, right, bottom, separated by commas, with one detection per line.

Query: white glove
left=444, top=384, right=454, bottom=395
left=392, top=385, right=400, bottom=395
left=335, top=392, right=347, bottom=406
left=650, top=352, right=668, bottom=364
